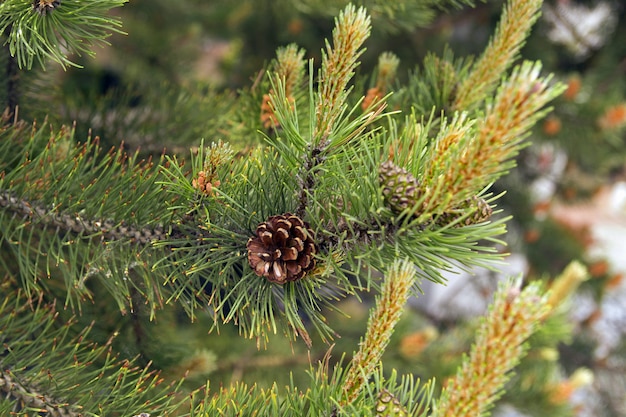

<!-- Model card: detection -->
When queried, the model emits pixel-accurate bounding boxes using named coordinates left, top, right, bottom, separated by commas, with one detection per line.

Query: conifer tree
left=0, top=0, right=587, bottom=416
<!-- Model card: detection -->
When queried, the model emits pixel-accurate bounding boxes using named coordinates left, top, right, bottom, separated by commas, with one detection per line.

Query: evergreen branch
left=403, top=48, right=467, bottom=117
left=314, top=4, right=371, bottom=145
left=291, top=4, right=373, bottom=218
left=0, top=0, right=127, bottom=69
left=422, top=62, right=565, bottom=212
left=341, top=259, right=415, bottom=405
left=0, top=371, right=78, bottom=417
left=275, top=43, right=307, bottom=97
left=261, top=44, right=306, bottom=130
left=453, top=0, right=543, bottom=110
left=307, top=124, right=507, bottom=291
left=296, top=100, right=385, bottom=218
left=0, top=189, right=167, bottom=244
left=0, top=292, right=186, bottom=416
left=432, top=280, right=550, bottom=417
left=0, top=119, right=181, bottom=313
left=362, top=51, right=399, bottom=111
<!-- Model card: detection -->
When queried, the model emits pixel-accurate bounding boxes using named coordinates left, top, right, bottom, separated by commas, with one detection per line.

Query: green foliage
left=0, top=116, right=171, bottom=314
left=0, top=0, right=127, bottom=69
left=295, top=0, right=481, bottom=33
left=0, top=292, right=185, bottom=416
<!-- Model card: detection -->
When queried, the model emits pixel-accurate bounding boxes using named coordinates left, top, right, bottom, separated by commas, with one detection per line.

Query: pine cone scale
left=289, top=237, right=304, bottom=252
left=283, top=247, right=299, bottom=261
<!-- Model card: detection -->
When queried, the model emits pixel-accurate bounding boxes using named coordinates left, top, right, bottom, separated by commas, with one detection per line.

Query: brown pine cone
left=247, top=213, right=317, bottom=284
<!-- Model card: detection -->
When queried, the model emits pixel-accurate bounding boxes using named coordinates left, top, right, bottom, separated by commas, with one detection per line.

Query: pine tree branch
left=432, top=280, right=550, bottom=417
left=314, top=4, right=371, bottom=145
left=0, top=371, right=79, bottom=417
left=261, top=44, right=306, bottom=130
left=340, top=259, right=415, bottom=406
left=0, top=189, right=167, bottom=244
left=453, top=0, right=543, bottom=110
left=292, top=5, right=373, bottom=218
left=0, top=292, right=187, bottom=415
left=422, top=62, right=565, bottom=212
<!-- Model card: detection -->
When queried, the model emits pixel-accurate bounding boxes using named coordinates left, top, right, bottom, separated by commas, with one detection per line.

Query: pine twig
left=296, top=5, right=371, bottom=218
left=423, top=62, right=564, bottom=211
left=340, top=259, right=415, bottom=406
left=0, top=371, right=78, bottom=417
left=261, top=44, right=306, bottom=130
left=453, top=0, right=543, bottom=110
left=432, top=281, right=550, bottom=417
left=0, top=190, right=167, bottom=244
left=313, top=5, right=371, bottom=145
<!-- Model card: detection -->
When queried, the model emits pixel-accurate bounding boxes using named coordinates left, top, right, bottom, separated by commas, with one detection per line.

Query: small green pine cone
left=379, top=161, right=423, bottom=215
left=437, top=196, right=493, bottom=227
left=375, top=389, right=408, bottom=417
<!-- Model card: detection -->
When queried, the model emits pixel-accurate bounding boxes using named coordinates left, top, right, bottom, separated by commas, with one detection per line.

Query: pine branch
left=0, top=189, right=167, bottom=244
left=0, top=0, right=127, bottom=69
left=294, top=4, right=374, bottom=218
left=362, top=51, right=399, bottom=111
left=341, top=259, right=415, bottom=405
left=0, top=371, right=78, bottom=417
left=0, top=292, right=187, bottom=416
left=0, top=118, right=181, bottom=314
left=261, top=44, right=306, bottom=130
left=432, top=280, right=550, bottom=417
left=421, top=62, right=565, bottom=212
left=453, top=0, right=543, bottom=110
left=314, top=4, right=371, bottom=145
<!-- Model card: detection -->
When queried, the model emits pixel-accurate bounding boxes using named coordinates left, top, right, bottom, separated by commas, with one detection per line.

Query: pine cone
left=247, top=213, right=317, bottom=284
left=375, top=389, right=408, bottom=417
left=379, top=160, right=423, bottom=215
left=437, top=196, right=493, bottom=227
